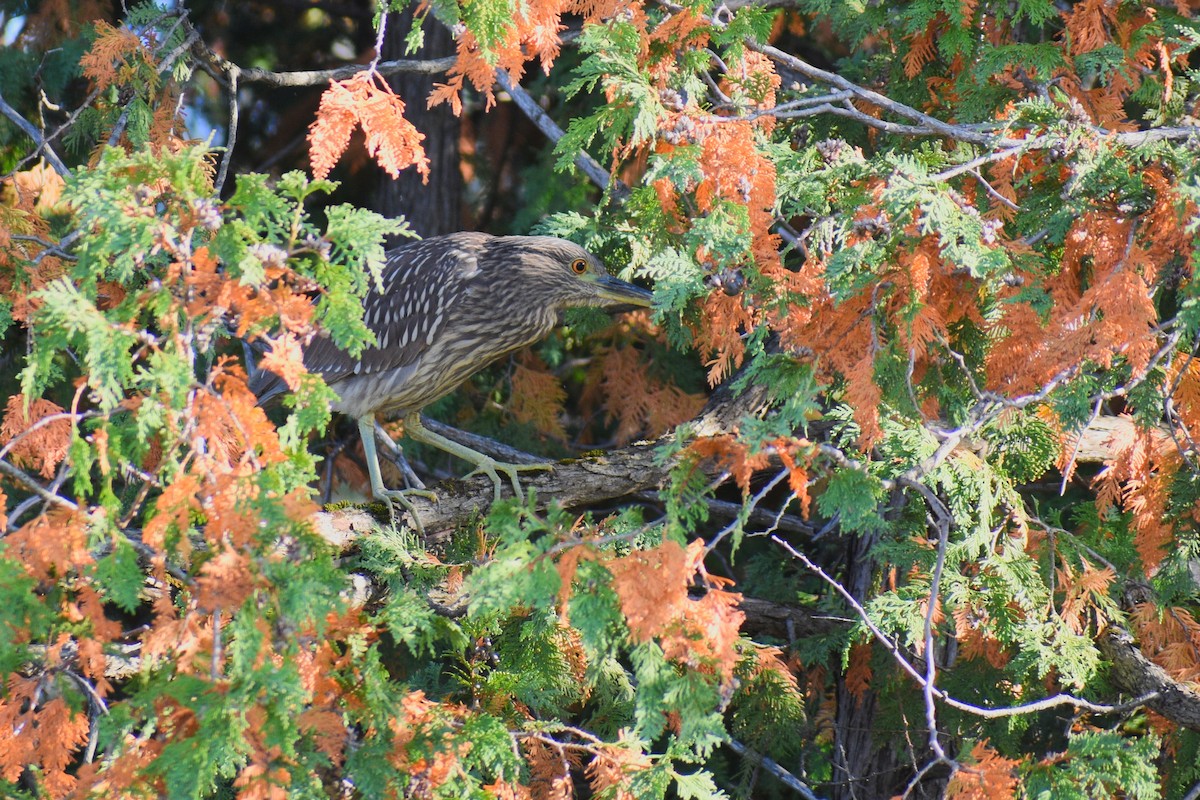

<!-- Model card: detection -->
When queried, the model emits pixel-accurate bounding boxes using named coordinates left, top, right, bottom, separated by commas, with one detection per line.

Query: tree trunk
left=830, top=527, right=886, bottom=800
left=829, top=498, right=947, bottom=800
left=374, top=10, right=461, bottom=237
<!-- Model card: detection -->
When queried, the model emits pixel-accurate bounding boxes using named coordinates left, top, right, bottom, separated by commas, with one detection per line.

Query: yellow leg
left=402, top=412, right=553, bottom=502
left=357, top=415, right=435, bottom=529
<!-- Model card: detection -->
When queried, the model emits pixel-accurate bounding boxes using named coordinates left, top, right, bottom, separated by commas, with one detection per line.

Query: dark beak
left=594, top=274, right=654, bottom=313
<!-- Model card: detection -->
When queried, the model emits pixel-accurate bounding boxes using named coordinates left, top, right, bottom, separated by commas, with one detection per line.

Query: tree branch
left=0, top=459, right=78, bottom=515
left=1099, top=626, right=1200, bottom=729
left=751, top=41, right=1200, bottom=148
left=495, top=71, right=621, bottom=196
left=227, top=56, right=457, bottom=88
left=0, top=91, right=70, bottom=177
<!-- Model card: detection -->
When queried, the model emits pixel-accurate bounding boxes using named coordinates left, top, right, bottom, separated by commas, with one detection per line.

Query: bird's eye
left=570, top=258, right=588, bottom=274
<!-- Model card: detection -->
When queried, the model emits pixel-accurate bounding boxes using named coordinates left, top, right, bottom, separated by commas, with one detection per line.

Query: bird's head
left=489, top=236, right=654, bottom=312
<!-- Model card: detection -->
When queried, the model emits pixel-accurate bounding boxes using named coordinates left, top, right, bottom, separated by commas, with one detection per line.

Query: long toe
left=465, top=458, right=555, bottom=500
left=377, top=487, right=436, bottom=533
left=467, top=462, right=504, bottom=502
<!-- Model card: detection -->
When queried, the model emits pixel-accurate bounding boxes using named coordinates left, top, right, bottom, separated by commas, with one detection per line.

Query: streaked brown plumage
left=253, top=232, right=653, bottom=508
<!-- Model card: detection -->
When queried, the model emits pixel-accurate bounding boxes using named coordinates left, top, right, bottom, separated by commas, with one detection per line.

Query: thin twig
left=769, top=534, right=1161, bottom=719
left=967, top=168, right=1019, bottom=211
left=707, top=467, right=790, bottom=552
left=214, top=64, right=239, bottom=195
left=1060, top=396, right=1103, bottom=495
left=233, top=56, right=457, bottom=87
left=921, top=509, right=950, bottom=761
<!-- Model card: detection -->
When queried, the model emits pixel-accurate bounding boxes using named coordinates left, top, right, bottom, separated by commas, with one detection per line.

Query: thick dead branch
left=315, top=436, right=675, bottom=544
left=737, top=596, right=846, bottom=640
left=1099, top=626, right=1200, bottom=730
left=312, top=362, right=772, bottom=540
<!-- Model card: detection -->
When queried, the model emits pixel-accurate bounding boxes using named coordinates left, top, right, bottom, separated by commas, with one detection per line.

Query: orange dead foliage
left=0, top=394, right=72, bottom=479
left=1091, top=417, right=1176, bottom=571
left=510, top=352, right=568, bottom=441
left=603, top=539, right=744, bottom=684
left=775, top=228, right=985, bottom=449
left=953, top=605, right=1010, bottom=669
left=1056, top=562, right=1115, bottom=634
left=687, top=434, right=812, bottom=512
left=309, top=71, right=431, bottom=183
left=1130, top=602, right=1200, bottom=683
left=945, top=741, right=1021, bottom=800
left=585, top=735, right=652, bottom=800
left=986, top=208, right=1159, bottom=396
left=1063, top=0, right=1119, bottom=55
left=653, top=111, right=781, bottom=386
left=431, top=0, right=668, bottom=113
left=0, top=164, right=68, bottom=321
left=0, top=689, right=90, bottom=799
left=586, top=345, right=705, bottom=444
left=1057, top=0, right=1165, bottom=129
left=843, top=642, right=873, bottom=703
left=5, top=510, right=91, bottom=581
left=775, top=443, right=814, bottom=518
left=904, top=19, right=939, bottom=78
left=688, top=434, right=771, bottom=493
left=524, top=735, right=576, bottom=800
left=78, top=19, right=154, bottom=92
left=256, top=331, right=309, bottom=393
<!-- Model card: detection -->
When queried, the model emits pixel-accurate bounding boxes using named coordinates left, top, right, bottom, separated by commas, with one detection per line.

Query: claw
left=359, top=415, right=438, bottom=533
left=464, top=458, right=554, bottom=501
left=374, top=487, right=436, bottom=533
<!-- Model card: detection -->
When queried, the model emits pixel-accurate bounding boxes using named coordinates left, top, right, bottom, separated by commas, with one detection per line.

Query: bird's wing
left=303, top=233, right=489, bottom=384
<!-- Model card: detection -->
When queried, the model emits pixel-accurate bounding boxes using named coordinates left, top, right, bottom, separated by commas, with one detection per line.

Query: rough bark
left=829, top=523, right=887, bottom=800
left=1099, top=625, right=1200, bottom=730
left=313, top=368, right=775, bottom=543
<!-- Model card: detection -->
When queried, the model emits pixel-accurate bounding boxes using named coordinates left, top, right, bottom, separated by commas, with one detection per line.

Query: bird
left=251, top=231, right=653, bottom=510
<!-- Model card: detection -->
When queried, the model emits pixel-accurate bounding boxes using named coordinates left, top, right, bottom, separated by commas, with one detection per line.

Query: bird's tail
left=243, top=340, right=288, bottom=407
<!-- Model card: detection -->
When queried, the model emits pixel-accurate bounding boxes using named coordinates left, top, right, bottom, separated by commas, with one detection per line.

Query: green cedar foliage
left=5, top=0, right=1200, bottom=797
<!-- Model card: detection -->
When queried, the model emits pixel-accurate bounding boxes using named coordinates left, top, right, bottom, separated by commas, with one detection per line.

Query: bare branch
left=726, top=738, right=826, bottom=800
left=752, top=41, right=1200, bottom=149
left=768, top=534, right=1162, bottom=720
left=1099, top=626, right=1200, bottom=730
left=0, top=91, right=70, bottom=177
left=230, top=56, right=457, bottom=88
left=495, top=71, right=621, bottom=196
left=0, top=459, right=78, bottom=515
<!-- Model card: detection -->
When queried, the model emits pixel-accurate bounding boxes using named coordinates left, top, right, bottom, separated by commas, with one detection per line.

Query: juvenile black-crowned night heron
left=253, top=232, right=652, bottom=508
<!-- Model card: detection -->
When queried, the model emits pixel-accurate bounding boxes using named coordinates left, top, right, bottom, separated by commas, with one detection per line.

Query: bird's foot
left=464, top=459, right=554, bottom=501
left=373, top=486, right=437, bottom=533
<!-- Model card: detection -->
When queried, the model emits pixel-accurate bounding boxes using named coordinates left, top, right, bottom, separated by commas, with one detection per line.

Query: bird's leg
left=357, top=415, right=436, bottom=530
left=373, top=420, right=429, bottom=491
left=402, top=412, right=553, bottom=502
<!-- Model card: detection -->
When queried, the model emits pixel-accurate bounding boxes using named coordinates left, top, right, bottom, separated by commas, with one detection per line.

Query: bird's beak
left=593, top=274, right=654, bottom=313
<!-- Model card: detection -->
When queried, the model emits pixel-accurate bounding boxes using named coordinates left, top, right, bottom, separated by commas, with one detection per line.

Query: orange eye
left=570, top=258, right=588, bottom=274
